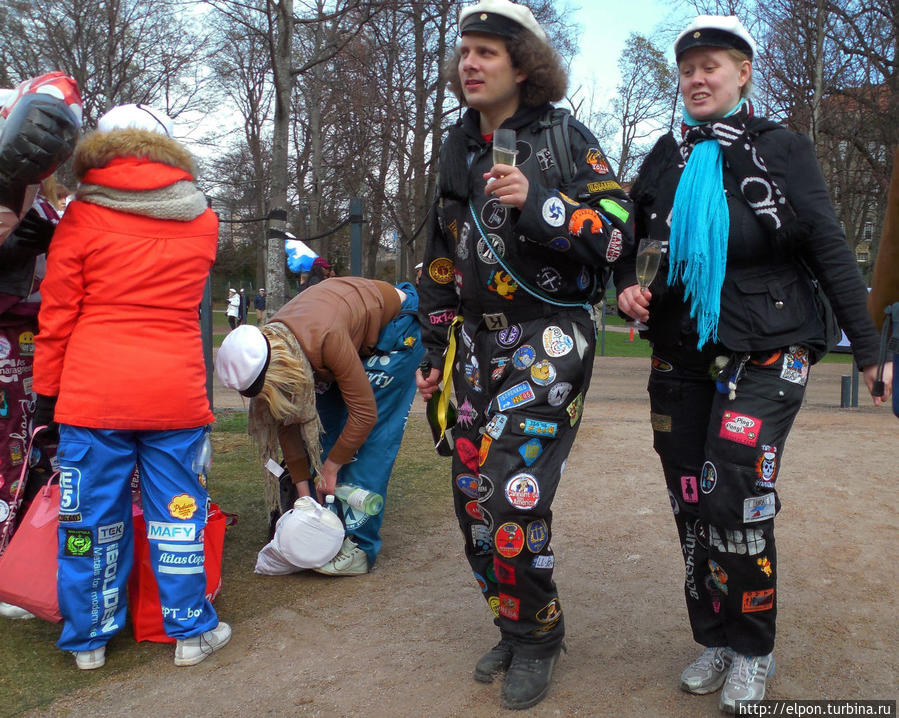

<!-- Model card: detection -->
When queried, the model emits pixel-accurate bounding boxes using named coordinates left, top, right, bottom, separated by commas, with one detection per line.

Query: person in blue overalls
left=216, top=277, right=424, bottom=574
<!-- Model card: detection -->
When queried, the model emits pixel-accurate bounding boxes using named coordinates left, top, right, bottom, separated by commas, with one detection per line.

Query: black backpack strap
left=533, top=107, right=577, bottom=188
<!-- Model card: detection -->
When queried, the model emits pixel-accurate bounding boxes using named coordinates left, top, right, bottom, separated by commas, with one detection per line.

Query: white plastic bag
left=254, top=496, right=344, bottom=575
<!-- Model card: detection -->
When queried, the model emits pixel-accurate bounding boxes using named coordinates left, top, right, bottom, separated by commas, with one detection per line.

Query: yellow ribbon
left=435, top=315, right=463, bottom=439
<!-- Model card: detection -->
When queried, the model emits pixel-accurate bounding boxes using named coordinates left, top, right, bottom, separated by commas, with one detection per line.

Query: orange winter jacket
left=33, top=129, right=217, bottom=429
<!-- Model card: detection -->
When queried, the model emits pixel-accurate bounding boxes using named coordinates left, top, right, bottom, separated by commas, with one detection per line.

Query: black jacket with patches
left=617, top=120, right=879, bottom=367
left=418, top=103, right=634, bottom=368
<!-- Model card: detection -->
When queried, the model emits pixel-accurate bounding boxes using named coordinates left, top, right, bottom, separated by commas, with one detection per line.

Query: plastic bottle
left=191, top=432, right=213, bottom=481
left=323, top=494, right=338, bottom=515
left=333, top=484, right=384, bottom=515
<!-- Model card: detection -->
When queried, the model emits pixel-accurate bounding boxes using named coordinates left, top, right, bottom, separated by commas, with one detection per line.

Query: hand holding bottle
left=416, top=361, right=442, bottom=401
left=314, top=457, right=341, bottom=503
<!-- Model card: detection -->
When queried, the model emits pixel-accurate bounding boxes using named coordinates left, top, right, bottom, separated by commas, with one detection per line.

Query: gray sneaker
left=719, top=652, right=775, bottom=713
left=174, top=621, right=232, bottom=666
left=680, top=646, right=734, bottom=694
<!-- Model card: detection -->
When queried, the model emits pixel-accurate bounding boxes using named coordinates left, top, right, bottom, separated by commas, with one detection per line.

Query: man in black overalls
left=416, top=0, right=633, bottom=709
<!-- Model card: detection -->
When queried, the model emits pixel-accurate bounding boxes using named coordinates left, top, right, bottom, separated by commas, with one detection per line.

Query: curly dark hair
left=445, top=28, right=568, bottom=108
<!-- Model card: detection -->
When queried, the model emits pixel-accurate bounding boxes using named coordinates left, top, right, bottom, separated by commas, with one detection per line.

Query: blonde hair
left=248, top=322, right=323, bottom=511
left=726, top=49, right=753, bottom=98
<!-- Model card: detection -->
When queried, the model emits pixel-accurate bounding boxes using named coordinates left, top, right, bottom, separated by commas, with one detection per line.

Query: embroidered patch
left=455, top=473, right=479, bottom=498
left=569, top=207, right=603, bottom=237
left=488, top=595, right=500, bottom=617
left=755, top=445, right=779, bottom=489
left=519, top=438, right=542, bottom=466
left=428, top=308, right=456, bottom=325
left=536, top=147, right=554, bottom=171
left=496, top=381, right=535, bottom=411
left=542, top=326, right=573, bottom=357
left=549, top=236, right=571, bottom=252
left=720, top=411, right=762, bottom=447
left=496, top=324, right=521, bottom=348
left=476, top=234, right=504, bottom=264
left=465, top=499, right=484, bottom=521
left=651, top=356, right=673, bottom=372
left=542, top=196, right=566, bottom=227
left=456, top=437, right=479, bottom=471
left=536, top=598, right=562, bottom=624
left=681, top=475, right=699, bottom=504
left=757, top=556, right=773, bottom=577
left=532, top=554, right=554, bottom=568
left=547, top=382, right=572, bottom=407
left=485, top=413, right=508, bottom=439
left=521, top=418, right=558, bottom=437
left=168, top=493, right=198, bottom=520
left=478, top=435, right=491, bottom=466
left=743, top=493, right=776, bottom=523
left=565, top=393, right=583, bottom=426
left=741, top=588, right=775, bottom=613
left=63, top=528, right=92, bottom=557
left=471, top=524, right=492, bottom=554
left=512, top=345, right=536, bottom=369
left=477, top=474, right=495, bottom=502
left=668, top=489, right=679, bottom=515
left=491, top=356, right=510, bottom=381
left=527, top=519, right=549, bottom=552
left=650, top=412, right=672, bottom=432
left=700, top=461, right=717, bottom=494
left=505, top=473, right=539, bottom=510
left=598, top=198, right=630, bottom=223
left=495, top=522, right=525, bottom=558
left=458, top=397, right=478, bottom=428
left=530, top=360, right=556, bottom=386
left=535, top=266, right=562, bottom=293
left=587, top=180, right=622, bottom=193
left=494, top=558, right=516, bottom=585
left=473, top=571, right=487, bottom=592
left=781, top=346, right=810, bottom=385
left=708, top=560, right=728, bottom=594
left=586, top=147, right=610, bottom=174
left=481, top=197, right=508, bottom=229
left=428, top=257, right=453, bottom=284
left=606, top=227, right=623, bottom=262
left=709, top=526, right=766, bottom=556
left=487, top=270, right=518, bottom=300
left=498, top=593, right=520, bottom=620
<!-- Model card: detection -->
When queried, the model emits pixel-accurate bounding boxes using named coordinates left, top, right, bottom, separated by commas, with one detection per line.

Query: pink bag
left=0, top=476, right=61, bottom=622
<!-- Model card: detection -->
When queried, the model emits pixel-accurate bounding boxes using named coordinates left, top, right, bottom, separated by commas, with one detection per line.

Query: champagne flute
left=492, top=129, right=518, bottom=168
left=492, top=129, right=517, bottom=207
left=634, top=238, right=662, bottom=330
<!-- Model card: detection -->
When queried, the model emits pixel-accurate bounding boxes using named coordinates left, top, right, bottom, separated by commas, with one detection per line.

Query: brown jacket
left=273, top=277, right=401, bottom=481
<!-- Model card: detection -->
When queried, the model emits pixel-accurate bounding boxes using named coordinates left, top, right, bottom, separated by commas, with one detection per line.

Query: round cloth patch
left=495, top=522, right=525, bottom=558
left=526, top=519, right=549, bottom=552
left=428, top=257, right=454, bottom=284
left=541, top=196, right=566, bottom=227
left=505, top=473, right=540, bottom=510
left=530, top=360, right=556, bottom=386
left=700, top=461, right=717, bottom=494
left=512, top=345, right=536, bottom=369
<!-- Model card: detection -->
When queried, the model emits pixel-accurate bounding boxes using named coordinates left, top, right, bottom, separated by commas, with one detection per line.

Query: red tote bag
left=0, top=480, right=63, bottom=623
left=127, top=503, right=226, bottom=643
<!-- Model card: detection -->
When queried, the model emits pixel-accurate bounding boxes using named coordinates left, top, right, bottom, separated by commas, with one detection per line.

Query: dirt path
left=27, top=358, right=897, bottom=717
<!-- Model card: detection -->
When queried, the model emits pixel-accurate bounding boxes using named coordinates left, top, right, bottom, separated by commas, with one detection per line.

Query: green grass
left=0, top=412, right=448, bottom=717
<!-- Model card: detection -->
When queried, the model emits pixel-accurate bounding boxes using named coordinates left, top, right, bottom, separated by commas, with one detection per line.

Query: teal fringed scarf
left=668, top=99, right=746, bottom=349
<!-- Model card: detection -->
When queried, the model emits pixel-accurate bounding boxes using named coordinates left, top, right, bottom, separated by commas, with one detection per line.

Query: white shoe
left=719, top=652, right=775, bottom=713
left=313, top=536, right=369, bottom=576
left=174, top=622, right=232, bottom=666
left=680, top=646, right=734, bottom=694
left=72, top=646, right=106, bottom=670
left=0, top=601, right=35, bottom=620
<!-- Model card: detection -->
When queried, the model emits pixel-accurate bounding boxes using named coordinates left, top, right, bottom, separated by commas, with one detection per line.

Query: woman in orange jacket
left=32, top=104, right=230, bottom=670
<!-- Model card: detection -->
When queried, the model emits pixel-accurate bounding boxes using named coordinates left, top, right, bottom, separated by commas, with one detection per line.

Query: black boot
left=500, top=644, right=565, bottom=710
left=473, top=638, right=515, bottom=683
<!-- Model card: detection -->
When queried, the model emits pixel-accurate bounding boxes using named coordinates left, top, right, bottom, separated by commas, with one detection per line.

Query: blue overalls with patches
left=315, top=282, right=424, bottom=565
left=55, top=426, right=217, bottom=651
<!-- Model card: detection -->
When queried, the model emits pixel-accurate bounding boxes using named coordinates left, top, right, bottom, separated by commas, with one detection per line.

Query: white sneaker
left=680, top=646, right=734, bottom=694
left=0, top=601, right=35, bottom=620
left=174, top=622, right=232, bottom=667
left=72, top=646, right=106, bottom=670
left=719, top=652, right=775, bottom=713
left=313, top=536, right=369, bottom=576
